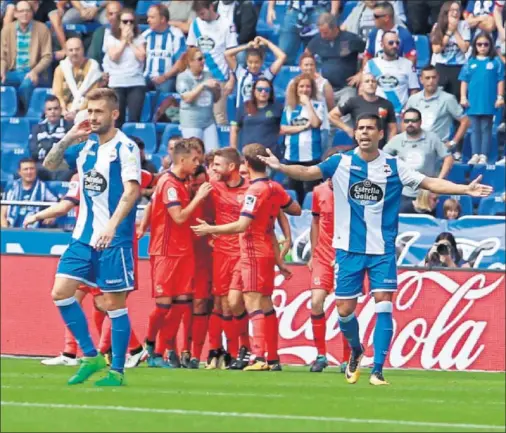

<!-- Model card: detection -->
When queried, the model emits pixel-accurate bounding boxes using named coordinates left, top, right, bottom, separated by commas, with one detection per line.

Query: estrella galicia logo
left=291, top=116, right=309, bottom=126
left=83, top=169, right=107, bottom=197
left=349, top=179, right=384, bottom=205
left=377, top=75, right=399, bottom=89
left=197, top=36, right=215, bottom=52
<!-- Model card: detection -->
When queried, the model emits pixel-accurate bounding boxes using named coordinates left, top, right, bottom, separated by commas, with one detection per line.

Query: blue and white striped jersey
left=64, top=130, right=141, bottom=248
left=187, top=15, right=238, bottom=82
left=281, top=101, right=325, bottom=162
left=317, top=149, right=425, bottom=255
left=143, top=26, right=186, bottom=79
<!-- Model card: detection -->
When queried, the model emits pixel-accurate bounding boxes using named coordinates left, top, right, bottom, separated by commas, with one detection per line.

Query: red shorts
left=151, top=255, right=194, bottom=298
left=194, top=256, right=212, bottom=300
left=77, top=284, right=102, bottom=297
left=212, top=251, right=241, bottom=296
left=240, top=256, right=276, bottom=296
left=310, top=258, right=334, bottom=293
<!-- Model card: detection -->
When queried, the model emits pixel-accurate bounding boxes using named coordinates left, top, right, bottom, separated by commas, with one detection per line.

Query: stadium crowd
left=0, top=0, right=505, bottom=375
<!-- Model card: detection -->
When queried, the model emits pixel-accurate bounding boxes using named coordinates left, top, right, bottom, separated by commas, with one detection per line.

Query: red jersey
left=149, top=171, right=193, bottom=257
left=239, top=178, right=292, bottom=258
left=189, top=169, right=214, bottom=258
left=210, top=177, right=250, bottom=257
left=312, top=180, right=334, bottom=265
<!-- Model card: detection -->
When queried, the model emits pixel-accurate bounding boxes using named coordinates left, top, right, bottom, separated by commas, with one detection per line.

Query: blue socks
left=54, top=297, right=97, bottom=357
left=338, top=312, right=362, bottom=354
left=109, top=308, right=131, bottom=374
left=372, top=301, right=394, bottom=374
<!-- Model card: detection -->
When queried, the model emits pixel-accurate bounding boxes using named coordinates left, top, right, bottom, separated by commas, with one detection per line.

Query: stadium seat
left=0, top=118, right=32, bottom=150
left=227, top=94, right=237, bottom=123
left=332, top=128, right=354, bottom=146
left=217, top=125, right=231, bottom=148
left=302, top=192, right=313, bottom=210
left=446, top=163, right=470, bottom=185
left=1, top=147, right=30, bottom=176
left=26, top=88, right=53, bottom=119
left=122, top=123, right=157, bottom=154
left=145, top=154, right=162, bottom=171
left=273, top=66, right=301, bottom=95
left=478, top=194, right=506, bottom=216
left=470, top=165, right=506, bottom=193
left=0, top=86, right=18, bottom=117
left=63, top=22, right=100, bottom=34
left=47, top=181, right=70, bottom=199
left=435, top=195, right=473, bottom=218
left=135, top=0, right=152, bottom=16
left=286, top=189, right=297, bottom=203
left=339, top=1, right=358, bottom=24
left=414, top=35, right=431, bottom=70
left=160, top=123, right=182, bottom=153
left=139, top=92, right=153, bottom=123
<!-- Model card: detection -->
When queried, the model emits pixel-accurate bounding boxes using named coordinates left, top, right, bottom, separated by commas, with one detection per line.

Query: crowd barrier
left=1, top=253, right=504, bottom=371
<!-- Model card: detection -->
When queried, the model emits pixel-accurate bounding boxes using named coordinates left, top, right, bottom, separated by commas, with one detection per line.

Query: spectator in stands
left=306, top=13, right=365, bottom=113
left=0, top=1, right=52, bottom=112
left=494, top=1, right=505, bottom=44
left=62, top=1, right=108, bottom=25
left=286, top=53, right=333, bottom=150
left=460, top=32, right=505, bottom=165
left=163, top=0, right=196, bottom=35
left=176, top=47, right=221, bottom=151
left=152, top=93, right=180, bottom=123
left=187, top=0, right=238, bottom=125
left=424, top=232, right=467, bottom=268
left=464, top=0, right=497, bottom=38
left=364, top=31, right=420, bottom=115
left=405, top=65, right=469, bottom=161
left=412, top=189, right=438, bottom=216
left=267, top=0, right=339, bottom=66
left=53, top=37, right=105, bottom=123
left=103, top=8, right=146, bottom=127
left=3, top=0, right=67, bottom=61
left=0, top=158, right=58, bottom=229
left=405, top=0, right=446, bottom=35
left=430, top=1, right=471, bottom=101
left=225, top=35, right=286, bottom=110
left=443, top=197, right=462, bottom=220
left=281, top=73, right=324, bottom=204
left=362, top=1, right=417, bottom=67
left=143, top=4, right=186, bottom=93
left=231, top=77, right=283, bottom=156
left=383, top=108, right=453, bottom=213
left=87, top=1, right=122, bottom=66
left=29, top=96, right=73, bottom=181
left=341, top=0, right=406, bottom=43
left=330, top=73, right=397, bottom=149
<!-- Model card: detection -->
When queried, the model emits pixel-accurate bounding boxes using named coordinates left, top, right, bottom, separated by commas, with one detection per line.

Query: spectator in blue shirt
left=460, top=32, right=505, bottom=165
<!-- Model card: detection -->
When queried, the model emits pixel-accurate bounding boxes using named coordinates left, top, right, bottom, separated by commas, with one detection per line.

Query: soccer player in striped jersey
left=192, top=143, right=301, bottom=372
left=259, top=113, right=493, bottom=385
left=42, top=88, right=142, bottom=386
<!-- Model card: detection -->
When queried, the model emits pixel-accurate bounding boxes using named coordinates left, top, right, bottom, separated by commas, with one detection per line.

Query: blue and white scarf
left=6, top=179, right=50, bottom=228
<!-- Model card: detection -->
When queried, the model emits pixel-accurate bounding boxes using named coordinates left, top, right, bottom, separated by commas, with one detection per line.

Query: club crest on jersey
left=167, top=187, right=178, bottom=201
left=377, top=74, right=399, bottom=89
left=83, top=169, right=107, bottom=197
left=109, top=148, right=118, bottom=161
left=313, top=276, right=321, bottom=286
left=349, top=179, right=384, bottom=205
left=243, top=194, right=257, bottom=212
left=383, top=164, right=392, bottom=176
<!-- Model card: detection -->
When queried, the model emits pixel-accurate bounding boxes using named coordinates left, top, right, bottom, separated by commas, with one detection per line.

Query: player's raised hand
left=466, top=175, right=494, bottom=197
left=257, top=148, right=281, bottom=171
left=95, top=223, right=116, bottom=251
left=191, top=218, right=213, bottom=236
left=195, top=182, right=213, bottom=201
left=67, top=115, right=92, bottom=142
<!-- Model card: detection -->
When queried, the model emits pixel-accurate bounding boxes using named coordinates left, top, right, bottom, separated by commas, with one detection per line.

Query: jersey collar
left=168, top=170, right=187, bottom=182
left=251, top=177, right=269, bottom=184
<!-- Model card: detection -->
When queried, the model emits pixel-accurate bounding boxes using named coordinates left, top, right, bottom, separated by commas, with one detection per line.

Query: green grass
left=1, top=358, right=504, bottom=432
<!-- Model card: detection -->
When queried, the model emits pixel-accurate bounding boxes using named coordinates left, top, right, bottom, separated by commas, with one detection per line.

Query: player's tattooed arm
left=43, top=121, right=91, bottom=170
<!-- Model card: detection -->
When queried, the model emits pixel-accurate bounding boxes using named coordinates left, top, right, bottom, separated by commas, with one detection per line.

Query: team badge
left=167, top=187, right=178, bottom=201
left=243, top=194, right=257, bottom=211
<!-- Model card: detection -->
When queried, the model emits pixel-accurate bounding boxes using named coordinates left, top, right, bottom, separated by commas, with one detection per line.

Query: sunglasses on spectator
left=386, top=40, right=400, bottom=46
left=374, top=13, right=387, bottom=19
left=256, top=86, right=271, bottom=93
left=403, top=118, right=421, bottom=124
left=122, top=19, right=134, bottom=24
left=476, top=42, right=490, bottom=47
left=194, top=56, right=204, bottom=62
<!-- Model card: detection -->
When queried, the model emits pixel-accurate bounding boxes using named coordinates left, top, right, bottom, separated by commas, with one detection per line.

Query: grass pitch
left=1, top=358, right=504, bottom=432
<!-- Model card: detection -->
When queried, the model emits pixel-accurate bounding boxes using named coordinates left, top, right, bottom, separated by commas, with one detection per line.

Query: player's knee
left=260, top=296, right=273, bottom=312
left=93, top=295, right=107, bottom=313
left=335, top=300, right=356, bottom=318
left=102, top=293, right=127, bottom=311
left=311, top=291, right=326, bottom=315
left=244, top=292, right=262, bottom=312
left=373, top=291, right=393, bottom=303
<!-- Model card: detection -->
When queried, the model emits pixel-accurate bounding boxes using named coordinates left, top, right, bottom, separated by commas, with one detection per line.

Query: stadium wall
left=1, top=254, right=504, bottom=372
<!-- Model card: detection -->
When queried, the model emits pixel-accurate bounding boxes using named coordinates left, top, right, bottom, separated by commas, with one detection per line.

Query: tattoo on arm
left=43, top=138, right=72, bottom=171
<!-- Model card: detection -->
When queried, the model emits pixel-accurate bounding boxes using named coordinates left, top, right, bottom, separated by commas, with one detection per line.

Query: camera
left=427, top=240, right=453, bottom=266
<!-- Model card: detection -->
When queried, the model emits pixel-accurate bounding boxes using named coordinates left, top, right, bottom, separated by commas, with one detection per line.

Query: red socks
left=146, top=304, right=171, bottom=343
left=264, top=310, right=279, bottom=362
left=222, top=315, right=239, bottom=358
left=208, top=310, right=223, bottom=350
left=191, top=313, right=209, bottom=360
left=311, top=313, right=327, bottom=356
left=180, top=300, right=193, bottom=352
left=92, top=308, right=106, bottom=335
left=234, top=311, right=250, bottom=349
left=157, top=300, right=191, bottom=354
left=249, top=310, right=265, bottom=360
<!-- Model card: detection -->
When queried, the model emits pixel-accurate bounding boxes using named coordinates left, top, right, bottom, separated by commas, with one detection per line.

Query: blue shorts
left=56, top=240, right=135, bottom=292
left=334, top=249, right=397, bottom=299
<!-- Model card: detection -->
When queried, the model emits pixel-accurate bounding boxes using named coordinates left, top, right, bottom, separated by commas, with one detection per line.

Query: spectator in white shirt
left=62, top=1, right=108, bottom=25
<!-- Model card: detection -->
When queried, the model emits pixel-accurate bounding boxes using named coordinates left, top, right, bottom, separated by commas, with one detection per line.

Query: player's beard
left=91, top=118, right=114, bottom=135
left=219, top=171, right=231, bottom=182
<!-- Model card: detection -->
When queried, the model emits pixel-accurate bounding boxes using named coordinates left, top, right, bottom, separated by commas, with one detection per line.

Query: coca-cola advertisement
left=1, top=255, right=504, bottom=371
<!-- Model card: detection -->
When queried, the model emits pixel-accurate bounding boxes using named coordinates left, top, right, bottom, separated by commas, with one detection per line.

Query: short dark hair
left=375, top=1, right=394, bottom=17
left=18, top=157, right=35, bottom=169
left=381, top=30, right=398, bottom=42
left=45, top=95, right=60, bottom=106
left=214, top=147, right=241, bottom=169
left=242, top=143, right=268, bottom=173
left=173, top=139, right=193, bottom=161
left=471, top=32, right=496, bottom=59
left=193, top=0, right=214, bottom=13
left=246, top=48, right=264, bottom=61
left=403, top=108, right=422, bottom=121
left=355, top=113, right=381, bottom=130
left=87, top=88, right=120, bottom=110
left=421, top=65, right=437, bottom=75
left=186, top=137, right=205, bottom=154
left=148, top=3, right=170, bottom=21
left=128, top=135, right=145, bottom=150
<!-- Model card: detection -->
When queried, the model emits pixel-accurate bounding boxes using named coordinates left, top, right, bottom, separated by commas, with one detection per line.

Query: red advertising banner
left=1, top=255, right=504, bottom=371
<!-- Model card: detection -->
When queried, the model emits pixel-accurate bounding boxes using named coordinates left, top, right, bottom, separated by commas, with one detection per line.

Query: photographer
left=424, top=232, right=468, bottom=268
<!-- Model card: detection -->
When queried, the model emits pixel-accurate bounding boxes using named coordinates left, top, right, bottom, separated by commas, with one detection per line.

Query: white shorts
left=181, top=123, right=219, bottom=152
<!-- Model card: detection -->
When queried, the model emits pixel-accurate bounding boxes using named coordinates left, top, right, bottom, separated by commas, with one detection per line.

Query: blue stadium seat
left=0, top=86, right=18, bottom=117
left=0, top=118, right=31, bottom=150
left=47, top=181, right=70, bottom=199
left=493, top=107, right=504, bottom=130
left=135, top=0, right=153, bottom=16
left=470, top=164, right=506, bottom=193
left=478, top=194, right=506, bottom=216
left=63, top=22, right=100, bottom=34
left=140, top=92, right=153, bottom=123
left=217, top=125, right=230, bottom=148
left=145, top=154, right=162, bottom=171
left=339, top=1, right=359, bottom=24
left=160, top=123, right=182, bottom=153
left=332, top=128, right=354, bottom=146
left=1, top=147, right=30, bottom=176
left=435, top=195, right=473, bottom=218
left=122, top=123, right=157, bottom=154
left=273, top=66, right=301, bottom=95
left=26, top=88, right=53, bottom=119
left=286, top=189, right=297, bottom=203
left=414, top=35, right=431, bottom=70
left=302, top=192, right=313, bottom=210
left=446, top=163, right=470, bottom=185
left=227, top=94, right=237, bottom=123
